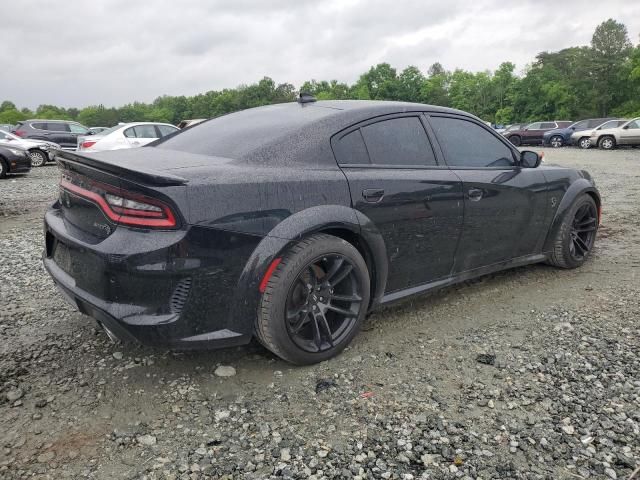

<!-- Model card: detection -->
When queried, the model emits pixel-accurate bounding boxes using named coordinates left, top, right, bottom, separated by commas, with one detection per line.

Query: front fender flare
left=543, top=179, right=600, bottom=252
left=228, top=205, right=388, bottom=336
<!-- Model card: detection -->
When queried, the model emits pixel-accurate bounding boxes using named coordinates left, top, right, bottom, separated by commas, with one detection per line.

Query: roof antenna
left=298, top=92, right=316, bottom=104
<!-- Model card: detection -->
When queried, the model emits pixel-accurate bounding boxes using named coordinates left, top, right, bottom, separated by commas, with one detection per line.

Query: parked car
left=499, top=123, right=528, bottom=136
left=543, top=118, right=616, bottom=148
left=0, top=129, right=60, bottom=167
left=89, top=127, right=110, bottom=134
left=177, top=119, right=207, bottom=129
left=504, top=121, right=573, bottom=146
left=13, top=119, right=92, bottom=150
left=44, top=99, right=600, bottom=364
left=0, top=143, right=31, bottom=178
left=590, top=117, right=640, bottom=150
left=571, top=119, right=628, bottom=149
left=77, top=122, right=179, bottom=152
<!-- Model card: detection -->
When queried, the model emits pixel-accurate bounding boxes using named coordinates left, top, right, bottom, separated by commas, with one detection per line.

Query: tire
left=547, top=195, right=598, bottom=269
left=578, top=137, right=591, bottom=149
left=508, top=135, right=522, bottom=146
left=550, top=135, right=563, bottom=148
left=598, top=136, right=615, bottom=150
left=0, top=157, right=6, bottom=179
left=257, top=233, right=370, bottom=365
left=29, top=149, right=47, bottom=167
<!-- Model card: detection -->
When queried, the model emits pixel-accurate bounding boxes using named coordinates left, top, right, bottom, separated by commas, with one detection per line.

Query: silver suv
left=590, top=117, right=640, bottom=150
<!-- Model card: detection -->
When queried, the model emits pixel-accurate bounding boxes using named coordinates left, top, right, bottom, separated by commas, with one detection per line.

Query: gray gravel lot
left=0, top=148, right=638, bottom=479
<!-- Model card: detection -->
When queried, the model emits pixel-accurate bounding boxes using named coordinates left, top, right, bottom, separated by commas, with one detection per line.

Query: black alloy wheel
left=285, top=254, right=362, bottom=353
left=569, top=203, right=598, bottom=262
left=257, top=233, right=370, bottom=364
left=547, top=195, right=598, bottom=269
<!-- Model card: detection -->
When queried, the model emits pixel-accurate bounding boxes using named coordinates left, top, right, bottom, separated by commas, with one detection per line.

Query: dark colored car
left=0, top=143, right=31, bottom=178
left=43, top=100, right=601, bottom=364
left=543, top=118, right=616, bottom=148
left=505, top=121, right=573, bottom=146
left=13, top=119, right=92, bottom=150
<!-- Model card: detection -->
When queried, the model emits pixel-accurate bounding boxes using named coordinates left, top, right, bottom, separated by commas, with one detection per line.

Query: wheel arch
left=227, top=205, right=388, bottom=337
left=542, top=179, right=601, bottom=253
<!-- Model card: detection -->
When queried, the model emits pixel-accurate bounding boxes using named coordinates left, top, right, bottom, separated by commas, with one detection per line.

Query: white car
left=77, top=122, right=179, bottom=152
left=0, top=129, right=60, bottom=167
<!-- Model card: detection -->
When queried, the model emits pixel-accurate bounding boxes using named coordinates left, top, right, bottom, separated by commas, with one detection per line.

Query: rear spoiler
left=55, top=150, right=188, bottom=187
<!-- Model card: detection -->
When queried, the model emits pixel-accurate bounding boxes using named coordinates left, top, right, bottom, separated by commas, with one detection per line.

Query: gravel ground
left=0, top=148, right=638, bottom=480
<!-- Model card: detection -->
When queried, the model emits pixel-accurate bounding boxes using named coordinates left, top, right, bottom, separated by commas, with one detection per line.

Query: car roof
left=154, top=100, right=477, bottom=166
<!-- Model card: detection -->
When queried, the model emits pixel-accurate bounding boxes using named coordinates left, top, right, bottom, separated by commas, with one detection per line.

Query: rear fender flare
left=543, top=179, right=600, bottom=252
left=228, top=205, right=387, bottom=336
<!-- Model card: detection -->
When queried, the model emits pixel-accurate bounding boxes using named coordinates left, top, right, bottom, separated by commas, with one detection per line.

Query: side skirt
left=380, top=253, right=548, bottom=305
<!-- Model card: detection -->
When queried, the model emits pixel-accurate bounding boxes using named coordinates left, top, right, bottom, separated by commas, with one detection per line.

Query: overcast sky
left=2, top=0, right=639, bottom=109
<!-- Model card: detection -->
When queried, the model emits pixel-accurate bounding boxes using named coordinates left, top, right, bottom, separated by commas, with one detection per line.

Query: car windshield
left=96, top=125, right=125, bottom=136
left=0, top=129, right=20, bottom=140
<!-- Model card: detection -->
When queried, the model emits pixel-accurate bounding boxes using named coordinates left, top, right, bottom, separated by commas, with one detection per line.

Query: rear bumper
left=43, top=206, right=261, bottom=349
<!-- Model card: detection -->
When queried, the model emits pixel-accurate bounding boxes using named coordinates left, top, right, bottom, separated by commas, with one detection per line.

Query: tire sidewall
left=508, top=135, right=521, bottom=146
left=260, top=235, right=370, bottom=365
left=557, top=195, right=598, bottom=268
left=0, top=158, right=6, bottom=178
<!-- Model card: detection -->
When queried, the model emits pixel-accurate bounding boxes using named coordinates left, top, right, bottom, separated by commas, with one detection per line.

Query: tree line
left=1, top=19, right=638, bottom=127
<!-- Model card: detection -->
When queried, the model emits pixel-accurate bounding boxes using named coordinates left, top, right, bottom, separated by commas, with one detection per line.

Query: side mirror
left=622, top=125, right=629, bottom=130
left=521, top=150, right=542, bottom=168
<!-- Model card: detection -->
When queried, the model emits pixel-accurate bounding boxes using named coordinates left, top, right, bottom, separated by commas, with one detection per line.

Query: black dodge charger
left=44, top=99, right=600, bottom=364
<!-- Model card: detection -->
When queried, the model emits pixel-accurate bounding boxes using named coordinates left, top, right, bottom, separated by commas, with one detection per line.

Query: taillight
left=81, top=140, right=96, bottom=149
left=59, top=174, right=177, bottom=228
left=14, top=130, right=26, bottom=137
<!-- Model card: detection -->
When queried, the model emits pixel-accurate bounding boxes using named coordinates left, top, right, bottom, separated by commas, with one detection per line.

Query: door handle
left=362, top=188, right=384, bottom=203
left=468, top=188, right=483, bottom=201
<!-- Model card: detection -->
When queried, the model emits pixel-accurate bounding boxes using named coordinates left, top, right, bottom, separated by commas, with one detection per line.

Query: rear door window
left=541, top=122, right=556, bottom=129
left=31, top=122, right=47, bottom=130
left=429, top=116, right=515, bottom=168
left=46, top=122, right=70, bottom=132
left=333, top=129, right=370, bottom=165
left=156, top=125, right=178, bottom=137
left=69, top=123, right=89, bottom=134
left=360, top=117, right=437, bottom=166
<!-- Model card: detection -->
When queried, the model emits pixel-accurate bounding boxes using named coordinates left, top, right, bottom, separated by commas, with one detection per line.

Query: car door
left=123, top=124, right=160, bottom=148
left=426, top=114, right=548, bottom=273
left=45, top=122, right=72, bottom=148
left=618, top=119, right=640, bottom=145
left=334, top=114, right=464, bottom=292
left=520, top=122, right=542, bottom=144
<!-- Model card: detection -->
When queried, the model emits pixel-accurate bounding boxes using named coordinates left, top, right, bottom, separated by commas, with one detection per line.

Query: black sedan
left=43, top=99, right=600, bottom=364
left=0, top=144, right=31, bottom=178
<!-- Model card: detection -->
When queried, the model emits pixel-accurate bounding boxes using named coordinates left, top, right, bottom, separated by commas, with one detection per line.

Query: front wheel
left=599, top=136, right=615, bottom=150
left=547, top=195, right=598, bottom=269
left=257, top=234, right=370, bottom=365
left=29, top=149, right=47, bottom=167
left=508, top=135, right=522, bottom=146
left=550, top=135, right=563, bottom=148
left=578, top=137, right=591, bottom=149
left=0, top=158, right=6, bottom=179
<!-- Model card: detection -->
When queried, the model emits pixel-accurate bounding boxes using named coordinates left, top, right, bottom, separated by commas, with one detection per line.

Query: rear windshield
left=154, top=103, right=337, bottom=159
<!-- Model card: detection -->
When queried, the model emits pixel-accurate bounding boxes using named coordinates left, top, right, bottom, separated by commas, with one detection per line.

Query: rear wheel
left=508, top=135, right=522, bottom=146
left=598, top=136, right=615, bottom=150
left=550, top=135, right=564, bottom=148
left=257, top=233, right=370, bottom=365
left=29, top=149, right=47, bottom=167
left=0, top=157, right=6, bottom=178
left=578, top=137, right=591, bottom=149
left=547, top=195, right=598, bottom=269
